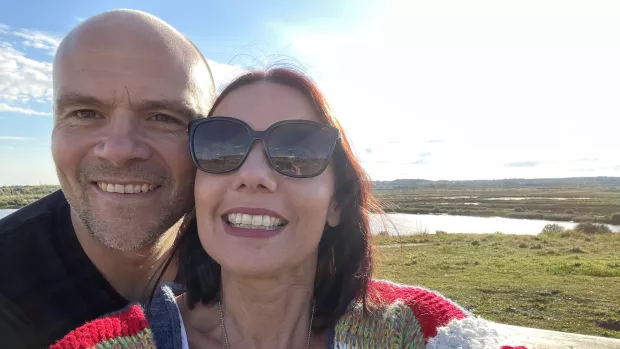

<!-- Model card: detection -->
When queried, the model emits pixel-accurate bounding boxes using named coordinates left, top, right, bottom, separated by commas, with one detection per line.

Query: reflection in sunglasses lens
left=193, top=120, right=250, bottom=172
left=268, top=124, right=332, bottom=177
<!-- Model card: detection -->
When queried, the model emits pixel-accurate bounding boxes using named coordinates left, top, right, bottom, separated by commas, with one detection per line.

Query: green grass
left=373, top=232, right=620, bottom=338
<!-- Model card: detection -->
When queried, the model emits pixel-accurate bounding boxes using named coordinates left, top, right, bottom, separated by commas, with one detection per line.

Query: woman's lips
left=221, top=207, right=287, bottom=238
left=222, top=217, right=285, bottom=238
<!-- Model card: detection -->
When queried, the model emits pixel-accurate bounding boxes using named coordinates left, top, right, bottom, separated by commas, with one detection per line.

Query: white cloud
left=12, top=29, right=61, bottom=55
left=0, top=103, right=51, bottom=115
left=0, top=40, right=54, bottom=107
left=0, top=136, right=36, bottom=140
left=0, top=24, right=57, bottom=116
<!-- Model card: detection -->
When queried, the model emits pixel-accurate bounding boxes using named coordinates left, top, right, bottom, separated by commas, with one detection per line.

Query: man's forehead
left=52, top=9, right=215, bottom=114
left=56, top=52, right=191, bottom=86
left=54, top=55, right=212, bottom=115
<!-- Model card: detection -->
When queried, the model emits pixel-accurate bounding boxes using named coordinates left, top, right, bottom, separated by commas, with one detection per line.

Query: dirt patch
left=568, top=247, right=588, bottom=254
left=596, top=319, right=620, bottom=331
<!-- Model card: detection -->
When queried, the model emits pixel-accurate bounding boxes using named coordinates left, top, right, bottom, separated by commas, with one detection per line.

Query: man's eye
left=72, top=110, right=99, bottom=119
left=150, top=114, right=176, bottom=123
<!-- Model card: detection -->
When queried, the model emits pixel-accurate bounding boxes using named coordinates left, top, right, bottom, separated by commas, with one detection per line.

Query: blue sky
left=1, top=0, right=620, bottom=185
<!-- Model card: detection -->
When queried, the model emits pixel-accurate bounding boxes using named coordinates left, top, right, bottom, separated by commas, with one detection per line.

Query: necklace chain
left=218, top=299, right=315, bottom=349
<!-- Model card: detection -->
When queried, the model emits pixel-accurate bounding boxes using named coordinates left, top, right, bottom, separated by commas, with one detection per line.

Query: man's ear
left=326, top=199, right=341, bottom=227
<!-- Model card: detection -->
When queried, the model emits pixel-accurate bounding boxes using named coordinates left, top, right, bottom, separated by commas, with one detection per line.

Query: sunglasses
left=188, top=117, right=340, bottom=178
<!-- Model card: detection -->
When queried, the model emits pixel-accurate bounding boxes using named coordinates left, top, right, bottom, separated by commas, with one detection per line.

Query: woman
left=52, top=68, right=528, bottom=349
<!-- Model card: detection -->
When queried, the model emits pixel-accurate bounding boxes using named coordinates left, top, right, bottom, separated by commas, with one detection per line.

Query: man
left=0, top=9, right=215, bottom=347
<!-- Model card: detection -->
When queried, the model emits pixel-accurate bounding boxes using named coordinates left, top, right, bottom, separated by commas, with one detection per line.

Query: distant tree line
left=373, top=176, right=620, bottom=190
left=0, top=185, right=60, bottom=209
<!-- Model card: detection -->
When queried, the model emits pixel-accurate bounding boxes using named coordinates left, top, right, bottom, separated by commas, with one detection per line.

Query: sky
left=0, top=0, right=619, bottom=185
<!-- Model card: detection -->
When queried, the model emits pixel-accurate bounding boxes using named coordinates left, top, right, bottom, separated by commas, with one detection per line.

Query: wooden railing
left=493, top=323, right=620, bottom=349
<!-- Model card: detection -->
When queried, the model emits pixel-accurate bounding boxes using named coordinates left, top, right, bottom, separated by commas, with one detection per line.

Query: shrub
left=514, top=207, right=524, bottom=212
left=565, top=209, right=576, bottom=215
left=610, top=213, right=620, bottom=225
left=575, top=222, right=612, bottom=235
left=541, top=223, right=565, bottom=234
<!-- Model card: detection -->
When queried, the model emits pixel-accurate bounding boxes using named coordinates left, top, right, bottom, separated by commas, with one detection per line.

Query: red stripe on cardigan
left=50, top=304, right=149, bottom=349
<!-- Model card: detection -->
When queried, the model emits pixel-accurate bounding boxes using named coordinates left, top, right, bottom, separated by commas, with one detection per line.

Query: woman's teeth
left=97, top=182, right=157, bottom=194
left=227, top=213, right=284, bottom=230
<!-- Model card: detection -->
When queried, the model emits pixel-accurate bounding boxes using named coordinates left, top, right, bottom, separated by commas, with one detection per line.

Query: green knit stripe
left=88, top=328, right=156, bottom=349
left=333, top=300, right=426, bottom=348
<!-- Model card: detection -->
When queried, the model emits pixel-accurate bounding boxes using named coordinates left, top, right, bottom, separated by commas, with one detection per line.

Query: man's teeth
left=227, top=213, right=284, bottom=229
left=97, top=182, right=156, bottom=194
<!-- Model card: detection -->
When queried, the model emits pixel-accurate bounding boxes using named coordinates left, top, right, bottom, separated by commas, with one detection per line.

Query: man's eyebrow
left=136, top=99, right=201, bottom=121
left=55, top=93, right=108, bottom=111
left=54, top=94, right=202, bottom=120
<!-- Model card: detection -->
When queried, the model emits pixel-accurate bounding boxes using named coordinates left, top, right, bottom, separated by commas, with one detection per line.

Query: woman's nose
left=231, top=142, right=278, bottom=193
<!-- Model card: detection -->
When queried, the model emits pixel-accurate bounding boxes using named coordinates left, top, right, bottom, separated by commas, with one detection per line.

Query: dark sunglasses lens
left=192, top=120, right=250, bottom=172
left=268, top=124, right=336, bottom=177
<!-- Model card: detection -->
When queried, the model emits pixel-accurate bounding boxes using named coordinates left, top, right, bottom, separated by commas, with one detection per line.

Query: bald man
left=0, top=9, right=215, bottom=347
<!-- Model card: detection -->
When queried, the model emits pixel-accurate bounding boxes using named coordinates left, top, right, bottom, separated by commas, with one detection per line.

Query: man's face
left=51, top=39, right=208, bottom=251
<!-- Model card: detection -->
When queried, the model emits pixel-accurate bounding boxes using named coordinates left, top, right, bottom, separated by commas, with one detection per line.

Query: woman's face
left=194, top=82, right=341, bottom=277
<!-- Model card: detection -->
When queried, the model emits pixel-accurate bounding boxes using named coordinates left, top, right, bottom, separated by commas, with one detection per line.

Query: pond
left=368, top=213, right=620, bottom=235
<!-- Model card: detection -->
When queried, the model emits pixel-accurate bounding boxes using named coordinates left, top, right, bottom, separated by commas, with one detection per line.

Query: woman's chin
left=214, top=246, right=316, bottom=279
left=204, top=220, right=320, bottom=279
left=219, top=259, right=286, bottom=278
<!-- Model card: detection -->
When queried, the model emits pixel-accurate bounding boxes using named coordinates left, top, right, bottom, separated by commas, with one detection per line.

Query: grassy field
left=374, top=177, right=620, bottom=225
left=0, top=185, right=60, bottom=209
left=373, top=230, right=620, bottom=338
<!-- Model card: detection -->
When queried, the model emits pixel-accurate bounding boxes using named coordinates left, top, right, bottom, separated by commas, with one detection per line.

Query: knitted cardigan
left=51, top=279, right=529, bottom=349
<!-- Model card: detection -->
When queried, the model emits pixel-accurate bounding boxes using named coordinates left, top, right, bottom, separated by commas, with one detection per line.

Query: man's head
left=51, top=9, right=214, bottom=251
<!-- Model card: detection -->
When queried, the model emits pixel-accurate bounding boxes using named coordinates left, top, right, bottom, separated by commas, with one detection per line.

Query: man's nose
left=93, top=115, right=151, bottom=167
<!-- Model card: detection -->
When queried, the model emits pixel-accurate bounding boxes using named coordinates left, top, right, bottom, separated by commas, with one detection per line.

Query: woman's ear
left=326, top=199, right=341, bottom=227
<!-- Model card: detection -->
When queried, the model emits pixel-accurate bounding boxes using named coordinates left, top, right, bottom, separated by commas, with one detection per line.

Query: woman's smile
left=221, top=207, right=288, bottom=238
